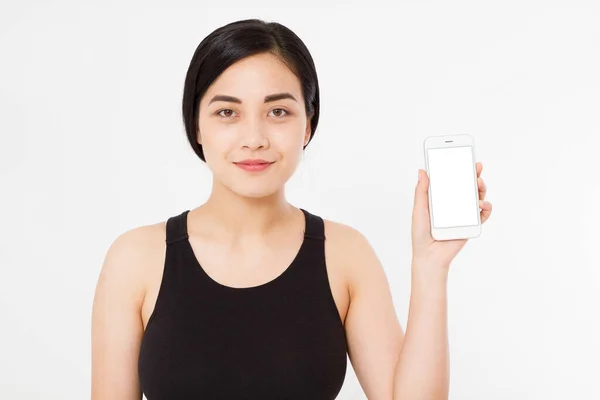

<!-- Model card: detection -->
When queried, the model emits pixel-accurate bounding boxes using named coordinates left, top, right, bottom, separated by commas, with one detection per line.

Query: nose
left=240, top=116, right=269, bottom=150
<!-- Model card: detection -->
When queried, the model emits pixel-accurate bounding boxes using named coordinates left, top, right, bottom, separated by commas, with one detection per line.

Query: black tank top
left=138, top=208, right=348, bottom=399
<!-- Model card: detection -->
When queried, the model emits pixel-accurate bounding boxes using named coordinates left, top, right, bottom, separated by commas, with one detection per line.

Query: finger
left=478, top=177, right=487, bottom=201
left=479, top=200, right=492, bottom=223
left=476, top=162, right=483, bottom=178
left=413, top=169, right=431, bottom=221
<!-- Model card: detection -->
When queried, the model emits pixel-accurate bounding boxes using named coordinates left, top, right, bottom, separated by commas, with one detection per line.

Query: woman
left=91, top=19, right=492, bottom=399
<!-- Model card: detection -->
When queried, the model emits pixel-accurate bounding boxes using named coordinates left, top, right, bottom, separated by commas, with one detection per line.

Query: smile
left=233, top=161, right=274, bottom=172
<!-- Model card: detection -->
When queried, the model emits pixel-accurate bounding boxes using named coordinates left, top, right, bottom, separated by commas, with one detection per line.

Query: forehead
left=203, top=52, right=302, bottom=101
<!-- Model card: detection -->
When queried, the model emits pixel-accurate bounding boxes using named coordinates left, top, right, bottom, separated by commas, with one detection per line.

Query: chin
left=213, top=163, right=298, bottom=199
left=232, top=177, right=286, bottom=198
left=237, top=189, right=279, bottom=199
left=227, top=187, right=278, bottom=199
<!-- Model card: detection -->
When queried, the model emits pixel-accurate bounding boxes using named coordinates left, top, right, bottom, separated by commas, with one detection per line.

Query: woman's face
left=197, top=52, right=311, bottom=199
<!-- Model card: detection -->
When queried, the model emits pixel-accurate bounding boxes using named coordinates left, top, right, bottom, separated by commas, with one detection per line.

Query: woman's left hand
left=411, top=162, right=492, bottom=272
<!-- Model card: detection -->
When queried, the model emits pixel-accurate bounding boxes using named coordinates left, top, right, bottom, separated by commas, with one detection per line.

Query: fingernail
left=418, top=170, right=421, bottom=181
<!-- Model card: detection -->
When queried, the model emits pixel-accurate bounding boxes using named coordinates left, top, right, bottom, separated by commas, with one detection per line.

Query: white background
left=1, top=1, right=599, bottom=399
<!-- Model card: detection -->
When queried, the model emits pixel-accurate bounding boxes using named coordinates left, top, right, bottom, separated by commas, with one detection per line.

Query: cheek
left=200, top=122, right=236, bottom=154
left=269, top=123, right=306, bottom=153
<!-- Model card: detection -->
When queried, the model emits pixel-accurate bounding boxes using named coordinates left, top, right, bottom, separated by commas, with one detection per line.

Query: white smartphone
left=423, top=134, right=481, bottom=241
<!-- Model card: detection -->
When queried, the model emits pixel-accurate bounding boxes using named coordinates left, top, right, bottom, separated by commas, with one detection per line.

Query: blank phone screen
left=427, top=146, right=479, bottom=228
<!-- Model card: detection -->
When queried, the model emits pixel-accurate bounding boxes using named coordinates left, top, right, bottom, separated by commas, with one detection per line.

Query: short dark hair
left=181, top=19, right=320, bottom=162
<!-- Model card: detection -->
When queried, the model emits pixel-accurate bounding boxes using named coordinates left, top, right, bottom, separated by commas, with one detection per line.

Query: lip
left=235, top=159, right=273, bottom=165
left=234, top=159, right=275, bottom=172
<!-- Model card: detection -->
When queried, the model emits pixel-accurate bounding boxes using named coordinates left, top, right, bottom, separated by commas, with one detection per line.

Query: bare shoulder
left=323, top=218, right=370, bottom=253
left=91, top=220, right=166, bottom=398
left=323, top=218, right=382, bottom=298
left=98, top=221, right=166, bottom=299
left=322, top=218, right=402, bottom=400
left=93, top=220, right=168, bottom=334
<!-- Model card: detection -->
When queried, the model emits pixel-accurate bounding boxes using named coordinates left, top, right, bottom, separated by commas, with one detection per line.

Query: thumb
left=413, top=169, right=431, bottom=221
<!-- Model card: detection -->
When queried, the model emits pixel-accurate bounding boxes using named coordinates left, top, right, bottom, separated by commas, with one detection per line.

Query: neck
left=193, top=180, right=298, bottom=241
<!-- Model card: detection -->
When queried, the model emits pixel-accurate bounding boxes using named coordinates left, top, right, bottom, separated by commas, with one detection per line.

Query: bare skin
left=139, top=208, right=352, bottom=331
left=92, top=207, right=392, bottom=399
left=92, top=51, right=405, bottom=400
left=91, top=50, right=492, bottom=399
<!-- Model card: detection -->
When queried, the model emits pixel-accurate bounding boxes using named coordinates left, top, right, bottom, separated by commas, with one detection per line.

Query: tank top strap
left=165, top=210, right=190, bottom=245
left=301, top=208, right=326, bottom=241
left=166, top=208, right=322, bottom=243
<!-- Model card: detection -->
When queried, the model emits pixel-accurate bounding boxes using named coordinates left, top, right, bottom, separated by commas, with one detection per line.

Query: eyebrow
left=208, top=92, right=297, bottom=105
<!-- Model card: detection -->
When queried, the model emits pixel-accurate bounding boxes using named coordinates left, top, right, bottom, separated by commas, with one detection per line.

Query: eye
left=268, top=108, right=289, bottom=118
left=217, top=109, right=237, bottom=118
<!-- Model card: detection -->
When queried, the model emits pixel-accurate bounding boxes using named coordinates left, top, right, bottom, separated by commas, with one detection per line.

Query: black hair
left=182, top=19, right=320, bottom=162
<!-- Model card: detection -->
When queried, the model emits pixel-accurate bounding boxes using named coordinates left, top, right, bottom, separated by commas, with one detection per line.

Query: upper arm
left=326, top=221, right=405, bottom=400
left=91, top=227, right=156, bottom=400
